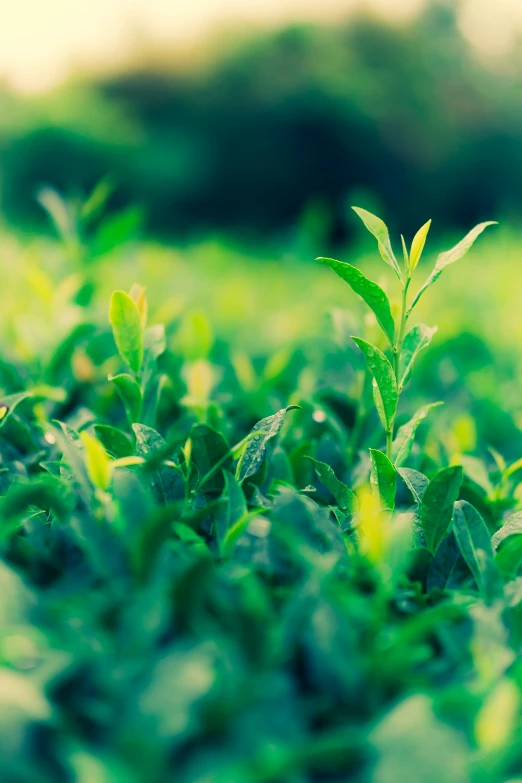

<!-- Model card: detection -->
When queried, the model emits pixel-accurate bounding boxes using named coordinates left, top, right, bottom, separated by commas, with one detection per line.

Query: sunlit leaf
left=352, top=206, right=402, bottom=280
left=409, top=222, right=497, bottom=312
left=352, top=337, right=398, bottom=432
left=80, top=431, right=111, bottom=491
left=370, top=449, right=397, bottom=510
left=317, top=257, right=395, bottom=345
left=409, top=219, right=431, bottom=272
left=109, top=290, right=144, bottom=375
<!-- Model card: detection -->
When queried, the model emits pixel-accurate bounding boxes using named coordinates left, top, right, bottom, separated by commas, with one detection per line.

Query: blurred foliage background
left=1, top=0, right=522, bottom=459
left=2, top=0, right=522, bottom=241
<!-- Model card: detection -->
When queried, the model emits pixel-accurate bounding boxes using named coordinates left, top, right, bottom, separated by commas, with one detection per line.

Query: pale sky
left=0, top=0, right=520, bottom=93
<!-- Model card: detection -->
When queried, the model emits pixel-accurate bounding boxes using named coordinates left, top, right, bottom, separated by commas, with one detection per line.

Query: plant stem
left=393, top=278, right=410, bottom=385
left=388, top=275, right=411, bottom=460
left=386, top=428, right=393, bottom=460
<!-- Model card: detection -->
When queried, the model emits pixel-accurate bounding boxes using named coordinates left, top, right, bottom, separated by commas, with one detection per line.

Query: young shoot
left=318, top=208, right=496, bottom=470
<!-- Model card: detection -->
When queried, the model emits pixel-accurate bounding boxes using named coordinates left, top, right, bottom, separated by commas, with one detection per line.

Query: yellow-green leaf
left=409, top=219, right=431, bottom=272
left=409, top=222, right=497, bottom=313
left=352, top=206, right=402, bottom=280
left=109, top=290, right=144, bottom=375
left=80, top=432, right=111, bottom=491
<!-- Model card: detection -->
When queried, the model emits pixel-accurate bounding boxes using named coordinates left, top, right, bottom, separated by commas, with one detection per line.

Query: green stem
left=386, top=428, right=393, bottom=460
left=388, top=276, right=411, bottom=459
left=393, top=278, right=410, bottom=385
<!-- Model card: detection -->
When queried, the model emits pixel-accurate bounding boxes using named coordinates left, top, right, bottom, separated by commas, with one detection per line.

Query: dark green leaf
left=215, top=471, right=248, bottom=550
left=453, top=500, right=497, bottom=598
left=133, top=423, right=183, bottom=504
left=306, top=456, right=356, bottom=511
left=427, top=532, right=470, bottom=592
left=190, top=423, right=232, bottom=493
left=238, top=406, right=299, bottom=482
left=94, top=424, right=134, bottom=459
left=420, top=466, right=462, bottom=552
left=398, top=468, right=430, bottom=505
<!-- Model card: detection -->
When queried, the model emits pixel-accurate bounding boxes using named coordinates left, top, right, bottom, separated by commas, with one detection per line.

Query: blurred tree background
left=1, top=0, right=521, bottom=241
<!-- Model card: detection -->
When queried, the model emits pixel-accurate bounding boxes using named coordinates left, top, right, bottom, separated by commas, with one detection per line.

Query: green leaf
left=398, top=325, right=437, bottom=389
left=453, top=500, right=497, bottom=598
left=400, top=234, right=409, bottom=267
left=109, top=290, right=144, bottom=375
left=133, top=423, right=183, bottom=504
left=399, top=467, right=429, bottom=505
left=306, top=456, right=356, bottom=511
left=109, top=373, right=142, bottom=424
left=409, top=219, right=431, bottom=271
left=352, top=337, right=398, bottom=432
left=143, top=323, right=167, bottom=364
left=392, top=403, right=443, bottom=468
left=80, top=175, right=115, bottom=222
left=420, top=466, right=462, bottom=553
left=0, top=392, right=33, bottom=428
left=215, top=471, right=248, bottom=551
left=52, top=421, right=91, bottom=500
left=94, top=424, right=134, bottom=459
left=1, top=475, right=74, bottom=528
left=221, top=510, right=267, bottom=556
left=237, top=406, right=299, bottom=483
left=409, top=222, right=497, bottom=312
left=495, top=535, right=522, bottom=580
left=316, top=258, right=395, bottom=345
left=190, top=423, right=233, bottom=493
left=427, top=531, right=469, bottom=592
left=492, top=511, right=522, bottom=550
left=352, top=206, right=402, bottom=280
left=80, top=432, right=111, bottom=491
left=370, top=449, right=397, bottom=510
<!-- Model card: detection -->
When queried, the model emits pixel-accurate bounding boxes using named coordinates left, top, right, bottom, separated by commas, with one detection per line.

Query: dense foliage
left=2, top=194, right=522, bottom=782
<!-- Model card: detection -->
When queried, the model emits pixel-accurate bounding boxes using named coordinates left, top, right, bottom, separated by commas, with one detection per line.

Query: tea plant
left=318, top=208, right=496, bottom=511
left=3, top=200, right=522, bottom=783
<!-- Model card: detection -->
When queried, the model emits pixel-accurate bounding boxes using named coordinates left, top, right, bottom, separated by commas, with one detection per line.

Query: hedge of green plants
left=1, top=199, right=522, bottom=783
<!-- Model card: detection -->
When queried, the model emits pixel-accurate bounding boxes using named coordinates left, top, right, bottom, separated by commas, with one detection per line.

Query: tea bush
left=1, top=195, right=522, bottom=782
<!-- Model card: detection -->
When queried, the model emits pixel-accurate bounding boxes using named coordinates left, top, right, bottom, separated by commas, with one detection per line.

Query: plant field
left=3, top=195, right=522, bottom=782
